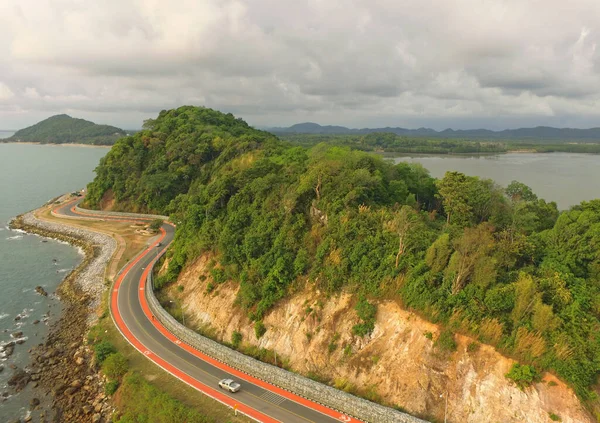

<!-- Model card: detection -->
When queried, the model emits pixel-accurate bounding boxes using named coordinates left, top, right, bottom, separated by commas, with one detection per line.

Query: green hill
left=85, top=105, right=600, bottom=405
left=6, top=114, right=126, bottom=145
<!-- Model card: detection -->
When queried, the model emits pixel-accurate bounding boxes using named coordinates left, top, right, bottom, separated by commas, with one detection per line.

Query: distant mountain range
left=4, top=114, right=126, bottom=145
left=269, top=122, right=600, bottom=141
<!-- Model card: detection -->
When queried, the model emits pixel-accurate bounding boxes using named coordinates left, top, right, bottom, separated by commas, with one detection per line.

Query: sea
left=0, top=141, right=108, bottom=420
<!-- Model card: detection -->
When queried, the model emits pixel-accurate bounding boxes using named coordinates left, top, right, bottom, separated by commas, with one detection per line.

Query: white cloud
left=0, top=0, right=600, bottom=129
left=0, top=82, right=15, bottom=100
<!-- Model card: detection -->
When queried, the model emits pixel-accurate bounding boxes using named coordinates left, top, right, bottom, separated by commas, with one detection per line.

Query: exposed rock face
left=173, top=254, right=593, bottom=423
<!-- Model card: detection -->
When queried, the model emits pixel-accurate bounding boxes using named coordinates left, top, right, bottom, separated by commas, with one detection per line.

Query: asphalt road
left=54, top=200, right=359, bottom=423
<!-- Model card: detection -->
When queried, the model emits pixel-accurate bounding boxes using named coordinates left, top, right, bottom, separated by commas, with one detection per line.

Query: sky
left=1, top=0, right=600, bottom=130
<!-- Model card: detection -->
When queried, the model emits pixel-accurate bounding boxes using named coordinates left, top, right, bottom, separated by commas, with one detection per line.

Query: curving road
left=53, top=199, right=362, bottom=423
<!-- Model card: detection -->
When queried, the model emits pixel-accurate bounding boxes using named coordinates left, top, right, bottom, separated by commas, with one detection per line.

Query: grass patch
left=467, top=341, right=480, bottom=353
left=114, top=372, right=219, bottom=423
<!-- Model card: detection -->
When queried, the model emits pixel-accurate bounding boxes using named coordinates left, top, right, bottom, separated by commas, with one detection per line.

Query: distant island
left=270, top=122, right=600, bottom=141
left=3, top=114, right=126, bottom=145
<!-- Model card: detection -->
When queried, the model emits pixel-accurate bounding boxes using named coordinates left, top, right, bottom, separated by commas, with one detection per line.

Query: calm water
left=0, top=143, right=107, bottom=419
left=393, top=152, right=600, bottom=209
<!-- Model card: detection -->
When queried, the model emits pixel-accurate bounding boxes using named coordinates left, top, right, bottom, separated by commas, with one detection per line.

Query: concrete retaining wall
left=145, top=268, right=427, bottom=423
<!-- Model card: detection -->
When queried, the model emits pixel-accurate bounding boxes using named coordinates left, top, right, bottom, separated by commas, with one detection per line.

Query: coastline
left=8, top=205, right=117, bottom=422
left=0, top=141, right=112, bottom=149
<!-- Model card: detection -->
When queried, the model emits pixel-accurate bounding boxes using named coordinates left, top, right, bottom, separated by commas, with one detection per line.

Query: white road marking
left=260, top=391, right=287, bottom=405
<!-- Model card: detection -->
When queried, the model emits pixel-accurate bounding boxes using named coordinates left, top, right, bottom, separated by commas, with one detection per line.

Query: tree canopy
left=86, top=106, right=600, bottom=402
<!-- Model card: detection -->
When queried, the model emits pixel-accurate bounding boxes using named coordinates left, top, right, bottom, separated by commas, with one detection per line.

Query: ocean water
left=0, top=143, right=108, bottom=419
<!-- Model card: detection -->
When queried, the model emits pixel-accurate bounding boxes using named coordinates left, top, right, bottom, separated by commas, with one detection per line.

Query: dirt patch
left=98, top=189, right=115, bottom=211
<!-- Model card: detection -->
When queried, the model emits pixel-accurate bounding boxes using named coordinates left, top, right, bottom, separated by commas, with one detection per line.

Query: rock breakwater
left=8, top=210, right=117, bottom=422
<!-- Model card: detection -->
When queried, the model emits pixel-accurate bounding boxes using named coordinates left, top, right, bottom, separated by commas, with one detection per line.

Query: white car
left=218, top=378, right=241, bottom=393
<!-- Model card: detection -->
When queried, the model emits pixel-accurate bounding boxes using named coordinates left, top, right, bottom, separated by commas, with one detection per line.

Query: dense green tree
left=85, top=106, right=600, bottom=402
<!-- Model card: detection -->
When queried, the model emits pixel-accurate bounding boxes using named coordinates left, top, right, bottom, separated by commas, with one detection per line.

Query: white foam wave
left=0, top=313, right=8, bottom=320
left=57, top=268, right=71, bottom=273
left=6, top=235, right=23, bottom=240
left=10, top=228, right=26, bottom=234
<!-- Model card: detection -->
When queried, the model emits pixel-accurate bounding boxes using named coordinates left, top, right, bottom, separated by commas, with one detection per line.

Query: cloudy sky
left=1, top=0, right=599, bottom=130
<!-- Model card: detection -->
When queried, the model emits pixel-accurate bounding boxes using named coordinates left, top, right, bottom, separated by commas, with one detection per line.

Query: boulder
left=7, top=368, right=30, bottom=392
left=35, top=286, right=48, bottom=296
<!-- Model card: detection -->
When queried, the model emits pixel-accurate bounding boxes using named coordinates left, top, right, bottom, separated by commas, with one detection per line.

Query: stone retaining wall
left=75, top=205, right=169, bottom=221
left=145, top=266, right=427, bottom=423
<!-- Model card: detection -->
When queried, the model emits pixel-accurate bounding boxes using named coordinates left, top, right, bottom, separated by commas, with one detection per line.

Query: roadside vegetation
left=87, top=303, right=248, bottom=423
left=85, top=106, right=600, bottom=406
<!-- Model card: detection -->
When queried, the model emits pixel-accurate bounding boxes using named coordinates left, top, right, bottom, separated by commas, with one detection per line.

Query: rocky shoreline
left=6, top=209, right=117, bottom=423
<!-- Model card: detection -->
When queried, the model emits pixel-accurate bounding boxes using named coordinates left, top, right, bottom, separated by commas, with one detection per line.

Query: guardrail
left=145, top=251, right=427, bottom=423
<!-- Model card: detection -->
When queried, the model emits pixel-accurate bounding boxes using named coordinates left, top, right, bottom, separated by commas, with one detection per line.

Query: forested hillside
left=279, top=132, right=600, bottom=154
left=7, top=114, right=125, bottom=145
left=86, top=106, right=600, bottom=404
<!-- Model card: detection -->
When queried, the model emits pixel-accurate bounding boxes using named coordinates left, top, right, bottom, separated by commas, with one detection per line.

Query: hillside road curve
left=53, top=198, right=364, bottom=423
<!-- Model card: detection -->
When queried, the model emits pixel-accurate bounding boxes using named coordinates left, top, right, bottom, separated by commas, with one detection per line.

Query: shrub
left=328, top=333, right=341, bottom=354
left=105, top=379, right=120, bottom=396
left=177, top=285, right=184, bottom=293
left=210, top=268, right=227, bottom=284
left=343, top=344, right=353, bottom=357
left=424, top=331, right=433, bottom=340
left=254, top=321, right=267, bottom=339
left=231, top=331, right=242, bottom=349
left=102, top=352, right=128, bottom=380
left=352, top=296, right=377, bottom=337
left=548, top=412, right=561, bottom=421
left=434, top=330, right=457, bottom=353
left=149, top=219, right=163, bottom=231
left=505, top=363, right=540, bottom=389
left=94, top=341, right=117, bottom=364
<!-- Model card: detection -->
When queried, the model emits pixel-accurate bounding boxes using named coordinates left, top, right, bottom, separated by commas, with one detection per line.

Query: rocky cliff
left=167, top=255, right=593, bottom=423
